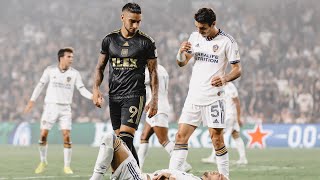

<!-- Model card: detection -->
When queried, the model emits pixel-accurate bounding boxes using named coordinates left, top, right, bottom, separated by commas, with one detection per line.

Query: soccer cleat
left=236, top=158, right=248, bottom=165
left=182, top=162, right=192, bottom=172
left=64, top=166, right=74, bottom=174
left=35, top=162, right=48, bottom=174
left=201, top=155, right=216, bottom=164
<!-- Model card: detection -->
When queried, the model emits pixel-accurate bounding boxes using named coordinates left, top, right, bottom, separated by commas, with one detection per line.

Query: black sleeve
left=100, top=36, right=111, bottom=54
left=145, top=40, right=157, bottom=59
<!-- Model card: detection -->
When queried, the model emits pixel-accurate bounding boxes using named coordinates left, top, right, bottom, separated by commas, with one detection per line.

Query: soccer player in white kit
left=90, top=133, right=227, bottom=180
left=138, top=64, right=191, bottom=171
left=169, top=8, right=242, bottom=179
left=202, top=82, right=248, bottom=165
left=24, top=47, right=93, bottom=174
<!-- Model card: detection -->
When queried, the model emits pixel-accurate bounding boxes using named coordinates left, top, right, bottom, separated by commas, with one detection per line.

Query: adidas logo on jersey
left=213, top=119, right=219, bottom=123
left=123, top=42, right=129, bottom=46
left=195, top=43, right=199, bottom=47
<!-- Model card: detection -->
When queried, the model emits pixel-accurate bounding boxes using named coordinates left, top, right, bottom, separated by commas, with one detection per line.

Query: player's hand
left=93, top=89, right=103, bottom=108
left=179, top=41, right=192, bottom=53
left=23, top=101, right=34, bottom=113
left=146, top=99, right=158, bottom=118
left=211, top=76, right=226, bottom=87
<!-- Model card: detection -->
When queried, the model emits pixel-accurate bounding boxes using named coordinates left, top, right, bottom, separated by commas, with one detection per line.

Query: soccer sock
left=137, top=140, right=149, bottom=169
left=169, top=144, right=188, bottom=171
left=162, top=140, right=174, bottom=155
left=234, top=137, right=246, bottom=159
left=63, top=148, right=72, bottom=167
left=39, top=144, right=48, bottom=163
left=119, top=132, right=139, bottom=166
left=91, top=133, right=119, bottom=180
left=215, top=146, right=229, bottom=178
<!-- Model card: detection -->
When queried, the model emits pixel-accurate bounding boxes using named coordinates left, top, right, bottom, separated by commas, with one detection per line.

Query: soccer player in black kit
left=92, top=2, right=159, bottom=167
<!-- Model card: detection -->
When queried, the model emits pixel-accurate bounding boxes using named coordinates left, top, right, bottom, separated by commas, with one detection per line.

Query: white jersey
left=224, top=82, right=238, bottom=115
left=149, top=169, right=201, bottom=180
left=145, top=64, right=170, bottom=115
left=186, top=30, right=240, bottom=105
left=38, top=65, right=87, bottom=104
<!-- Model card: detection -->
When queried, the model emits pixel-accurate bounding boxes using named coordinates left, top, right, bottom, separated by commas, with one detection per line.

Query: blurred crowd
left=0, top=0, right=319, bottom=124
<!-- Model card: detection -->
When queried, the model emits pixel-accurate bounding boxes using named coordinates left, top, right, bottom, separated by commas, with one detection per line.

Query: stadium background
left=0, top=0, right=320, bottom=179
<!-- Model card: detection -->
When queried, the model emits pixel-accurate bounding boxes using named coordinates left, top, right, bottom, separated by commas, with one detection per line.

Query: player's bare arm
left=176, top=41, right=193, bottom=67
left=146, top=58, right=158, bottom=118
left=93, top=53, right=108, bottom=108
left=211, top=63, right=242, bottom=87
left=152, top=172, right=176, bottom=180
left=24, top=101, right=35, bottom=113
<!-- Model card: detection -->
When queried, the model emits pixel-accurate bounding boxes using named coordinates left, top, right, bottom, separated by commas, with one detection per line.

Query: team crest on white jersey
left=213, top=44, right=219, bottom=52
left=67, top=77, right=71, bottom=82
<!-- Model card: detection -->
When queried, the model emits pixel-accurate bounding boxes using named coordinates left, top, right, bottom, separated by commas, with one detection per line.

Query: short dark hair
left=57, top=47, right=74, bottom=61
left=122, top=2, right=141, bottom=14
left=194, top=8, right=216, bottom=25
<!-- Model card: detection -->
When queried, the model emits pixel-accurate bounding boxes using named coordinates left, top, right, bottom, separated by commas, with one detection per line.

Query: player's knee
left=175, top=132, right=188, bottom=143
left=101, top=133, right=116, bottom=148
left=232, top=131, right=240, bottom=139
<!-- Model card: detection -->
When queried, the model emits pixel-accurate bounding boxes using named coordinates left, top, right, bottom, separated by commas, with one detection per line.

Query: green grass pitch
left=0, top=145, right=319, bottom=180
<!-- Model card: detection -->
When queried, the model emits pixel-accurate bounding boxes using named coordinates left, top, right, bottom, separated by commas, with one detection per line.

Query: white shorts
left=179, top=99, right=225, bottom=128
left=146, top=113, right=169, bottom=128
left=225, top=112, right=240, bottom=134
left=110, top=155, right=143, bottom=180
left=40, top=103, right=72, bottom=130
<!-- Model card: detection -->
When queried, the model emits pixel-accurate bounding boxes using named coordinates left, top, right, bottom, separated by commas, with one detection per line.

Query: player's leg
left=169, top=102, right=201, bottom=171
left=35, top=104, right=58, bottom=174
left=169, top=123, right=196, bottom=171
left=59, top=105, right=73, bottom=174
left=231, top=130, right=247, bottom=165
left=120, top=95, right=146, bottom=166
left=138, top=122, right=154, bottom=169
left=90, top=133, right=119, bottom=180
left=206, top=100, right=229, bottom=178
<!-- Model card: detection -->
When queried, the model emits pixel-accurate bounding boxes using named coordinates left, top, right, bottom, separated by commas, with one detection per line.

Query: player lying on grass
left=90, top=133, right=228, bottom=180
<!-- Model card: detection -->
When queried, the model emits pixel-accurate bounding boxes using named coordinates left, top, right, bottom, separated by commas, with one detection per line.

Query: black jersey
left=101, top=29, right=157, bottom=98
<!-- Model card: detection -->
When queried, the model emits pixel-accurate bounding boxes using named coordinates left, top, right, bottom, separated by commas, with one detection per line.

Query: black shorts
left=109, top=95, right=146, bottom=130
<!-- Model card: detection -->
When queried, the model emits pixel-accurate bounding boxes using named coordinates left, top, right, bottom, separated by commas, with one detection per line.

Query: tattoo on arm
left=94, top=54, right=108, bottom=89
left=147, top=59, right=159, bottom=102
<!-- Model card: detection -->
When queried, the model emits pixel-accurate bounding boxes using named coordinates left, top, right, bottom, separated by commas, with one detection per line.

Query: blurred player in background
left=169, top=8, right=242, bottom=179
left=90, top=133, right=227, bottom=180
left=24, top=47, right=93, bottom=174
left=202, top=82, right=248, bottom=165
left=138, top=64, right=192, bottom=171
left=92, top=2, right=158, bottom=166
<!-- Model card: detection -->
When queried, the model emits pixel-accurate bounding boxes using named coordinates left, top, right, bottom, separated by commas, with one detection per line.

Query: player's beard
left=125, top=26, right=137, bottom=36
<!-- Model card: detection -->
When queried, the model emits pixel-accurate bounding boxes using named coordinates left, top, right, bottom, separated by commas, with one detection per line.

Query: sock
left=215, top=146, right=229, bottom=178
left=39, top=144, right=48, bottom=163
left=162, top=140, right=174, bottom=156
left=234, top=137, right=246, bottom=160
left=137, top=140, right=149, bottom=169
left=169, top=144, right=188, bottom=171
left=64, top=148, right=72, bottom=167
left=119, top=132, right=139, bottom=166
left=91, top=133, right=118, bottom=180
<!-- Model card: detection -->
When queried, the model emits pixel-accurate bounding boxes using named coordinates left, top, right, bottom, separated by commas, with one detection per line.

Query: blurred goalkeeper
left=90, top=133, right=228, bottom=180
left=24, top=47, right=93, bottom=174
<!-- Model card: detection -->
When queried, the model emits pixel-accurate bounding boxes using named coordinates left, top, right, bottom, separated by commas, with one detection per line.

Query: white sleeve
left=226, top=40, right=240, bottom=64
left=30, top=82, right=46, bottom=101
left=30, top=68, right=49, bottom=101
left=78, top=87, right=93, bottom=100
left=75, top=71, right=92, bottom=100
left=145, top=67, right=150, bottom=85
